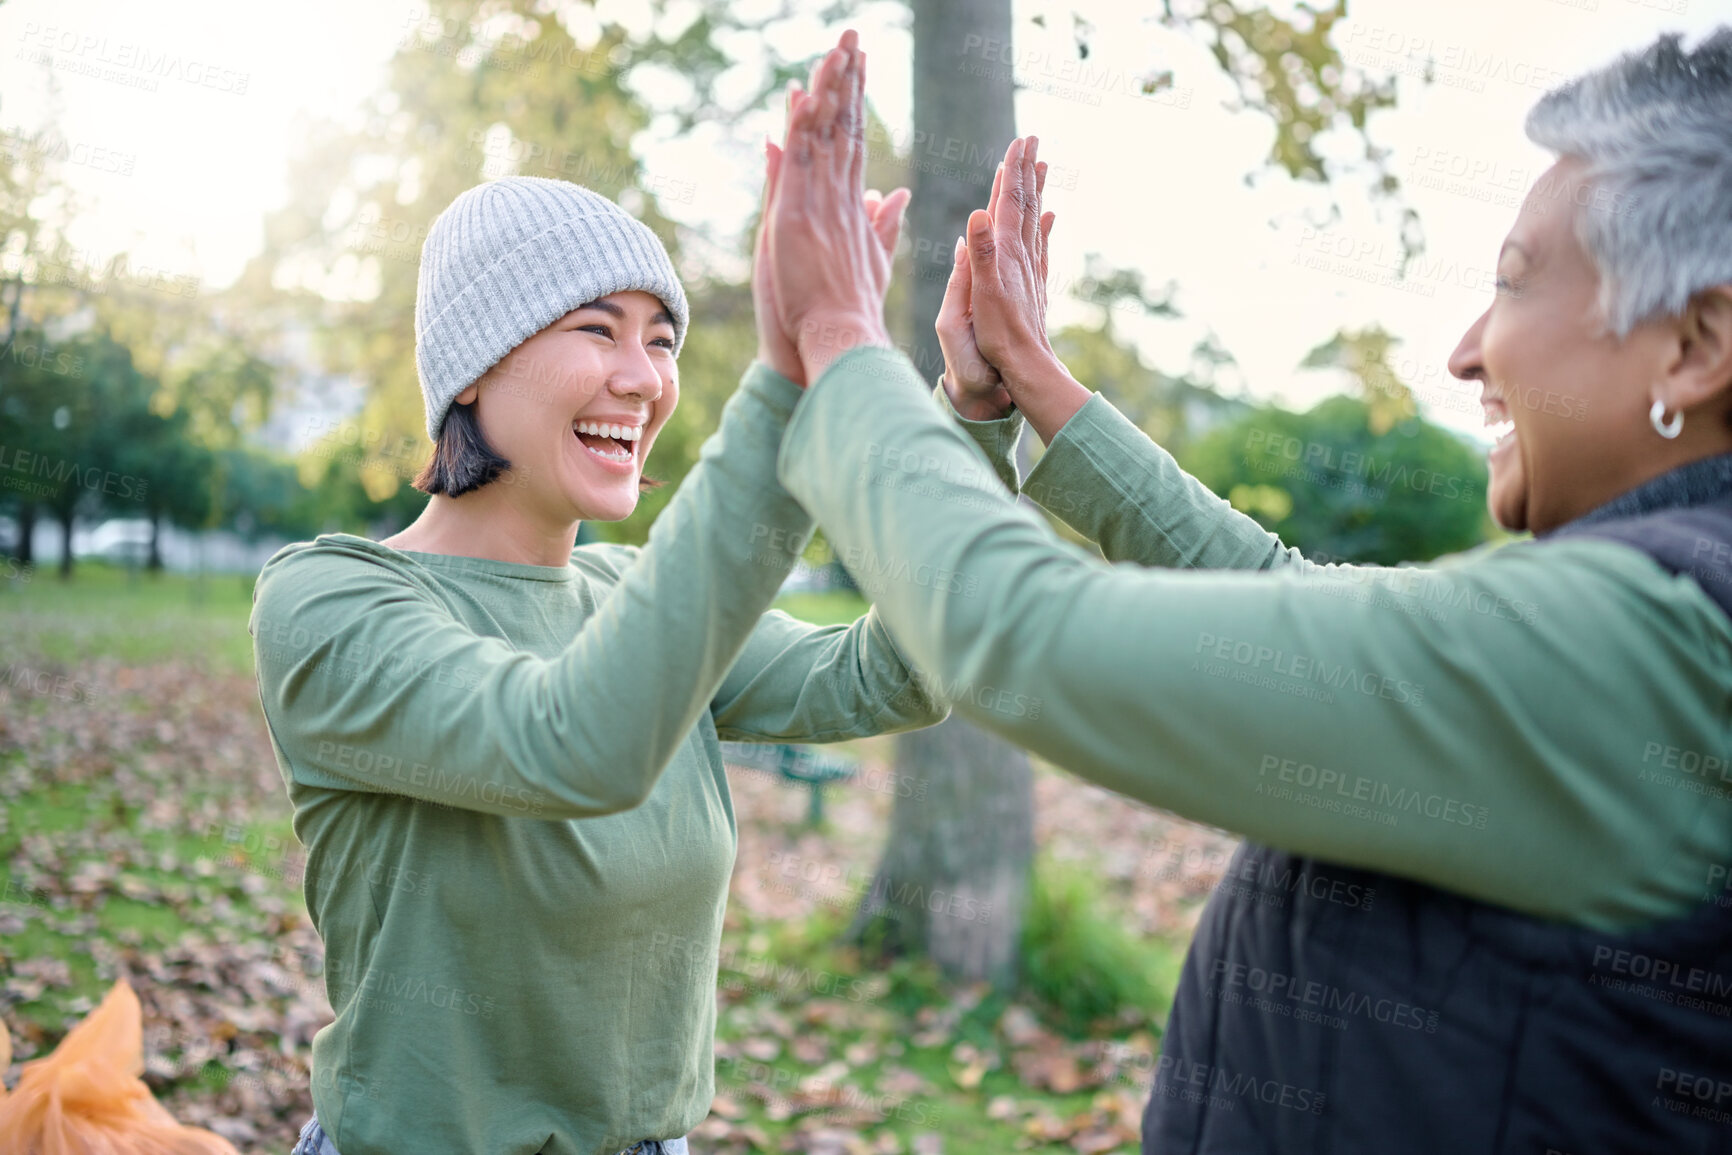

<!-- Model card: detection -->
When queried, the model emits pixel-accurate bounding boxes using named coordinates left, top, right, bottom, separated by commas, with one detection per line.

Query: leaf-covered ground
left=0, top=569, right=1236, bottom=1154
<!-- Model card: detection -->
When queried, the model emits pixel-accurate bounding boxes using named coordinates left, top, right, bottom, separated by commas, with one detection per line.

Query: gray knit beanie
left=414, top=176, right=689, bottom=441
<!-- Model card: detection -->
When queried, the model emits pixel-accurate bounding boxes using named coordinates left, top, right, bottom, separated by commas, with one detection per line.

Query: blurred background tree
left=0, top=0, right=1463, bottom=566
left=0, top=0, right=1490, bottom=1000
left=0, top=2, right=1540, bottom=1138
left=843, top=0, right=1036, bottom=994
left=1183, top=394, right=1487, bottom=564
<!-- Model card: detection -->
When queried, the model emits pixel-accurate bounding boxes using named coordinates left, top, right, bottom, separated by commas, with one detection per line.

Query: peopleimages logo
left=329, top=962, right=496, bottom=1018
left=1195, top=632, right=1426, bottom=706
left=764, top=849, right=995, bottom=924
left=1210, top=959, right=1440, bottom=1032
left=1589, top=945, right=1732, bottom=1012
left=0, top=445, right=148, bottom=501
left=838, top=545, right=980, bottom=598
left=310, top=740, right=546, bottom=817
left=1655, top=1067, right=1732, bottom=1125
left=1255, top=754, right=1490, bottom=831
left=16, top=22, right=250, bottom=94
left=1220, top=852, right=1377, bottom=912
left=1243, top=429, right=1486, bottom=502
left=254, top=616, right=485, bottom=692
left=1153, top=1056, right=1327, bottom=1115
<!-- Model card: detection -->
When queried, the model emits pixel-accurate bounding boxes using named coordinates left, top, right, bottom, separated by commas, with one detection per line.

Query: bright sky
left=2, top=0, right=1727, bottom=445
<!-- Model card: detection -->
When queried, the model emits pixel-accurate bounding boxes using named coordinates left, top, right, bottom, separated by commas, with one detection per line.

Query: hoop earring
left=1650, top=399, right=1684, bottom=440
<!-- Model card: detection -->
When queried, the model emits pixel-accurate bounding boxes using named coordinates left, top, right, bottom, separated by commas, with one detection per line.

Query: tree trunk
left=907, top=0, right=1015, bottom=385
left=846, top=0, right=1034, bottom=990
left=2, top=276, right=20, bottom=348
left=147, top=508, right=164, bottom=572
left=14, top=501, right=35, bottom=566
left=57, top=506, right=74, bottom=580
left=849, top=717, right=1034, bottom=988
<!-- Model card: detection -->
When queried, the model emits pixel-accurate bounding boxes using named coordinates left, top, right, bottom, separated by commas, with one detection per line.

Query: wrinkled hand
left=961, top=136, right=1091, bottom=445
left=964, top=136, right=1057, bottom=374
left=754, top=48, right=906, bottom=387
left=753, top=136, right=804, bottom=385
left=936, top=234, right=1012, bottom=420
left=766, top=30, right=908, bottom=382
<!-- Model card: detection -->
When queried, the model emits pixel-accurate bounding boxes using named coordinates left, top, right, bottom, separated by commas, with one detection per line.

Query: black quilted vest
left=1143, top=498, right=1732, bottom=1155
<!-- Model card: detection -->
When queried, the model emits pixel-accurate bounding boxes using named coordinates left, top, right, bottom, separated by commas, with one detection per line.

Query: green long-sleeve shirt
left=248, top=362, right=943, bottom=1155
left=778, top=347, right=1732, bottom=933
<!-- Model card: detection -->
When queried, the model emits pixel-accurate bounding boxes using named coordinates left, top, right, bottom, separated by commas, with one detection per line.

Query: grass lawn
left=0, top=562, right=866, bottom=672
left=0, top=560, right=258, bottom=673
left=1, top=563, right=1186, bottom=1155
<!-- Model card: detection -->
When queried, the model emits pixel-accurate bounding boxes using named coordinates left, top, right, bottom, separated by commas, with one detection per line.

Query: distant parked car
left=777, top=559, right=829, bottom=595
left=76, top=518, right=153, bottom=565
left=776, top=557, right=860, bottom=596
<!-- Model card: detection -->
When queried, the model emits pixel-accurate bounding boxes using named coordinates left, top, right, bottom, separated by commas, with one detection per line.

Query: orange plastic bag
left=0, top=979, right=240, bottom=1155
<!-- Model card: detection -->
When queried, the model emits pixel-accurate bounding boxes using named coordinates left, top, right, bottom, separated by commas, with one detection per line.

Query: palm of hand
left=755, top=35, right=906, bottom=382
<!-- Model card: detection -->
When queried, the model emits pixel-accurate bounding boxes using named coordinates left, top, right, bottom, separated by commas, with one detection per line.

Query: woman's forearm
left=938, top=349, right=1315, bottom=572
left=1002, top=349, right=1092, bottom=446
left=1020, top=390, right=1326, bottom=573
left=777, top=344, right=1732, bottom=933
left=710, top=606, right=947, bottom=742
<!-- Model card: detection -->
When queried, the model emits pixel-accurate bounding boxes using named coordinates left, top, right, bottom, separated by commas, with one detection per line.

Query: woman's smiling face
left=1447, top=157, right=1681, bottom=534
left=456, top=290, right=679, bottom=523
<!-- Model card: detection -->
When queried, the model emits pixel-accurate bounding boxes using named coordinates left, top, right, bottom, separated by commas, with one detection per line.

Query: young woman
left=253, top=37, right=935, bottom=1155
left=771, top=28, right=1732, bottom=1155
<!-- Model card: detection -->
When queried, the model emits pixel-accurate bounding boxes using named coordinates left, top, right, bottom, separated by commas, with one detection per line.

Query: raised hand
left=936, top=234, right=1013, bottom=420
left=965, top=136, right=1057, bottom=369
left=959, top=136, right=1090, bottom=444
left=862, top=185, right=911, bottom=299
left=753, top=129, right=803, bottom=385
left=766, top=30, right=908, bottom=382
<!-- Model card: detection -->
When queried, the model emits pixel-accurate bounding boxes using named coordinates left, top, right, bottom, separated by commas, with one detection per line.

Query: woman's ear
left=456, top=382, right=480, bottom=405
left=1666, top=285, right=1732, bottom=414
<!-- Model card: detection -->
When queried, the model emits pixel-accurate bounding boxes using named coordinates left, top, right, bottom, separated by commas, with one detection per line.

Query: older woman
left=769, top=28, right=1732, bottom=1155
left=253, top=35, right=941, bottom=1155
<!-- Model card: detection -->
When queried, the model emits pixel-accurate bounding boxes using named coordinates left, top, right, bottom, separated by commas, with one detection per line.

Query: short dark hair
left=412, top=399, right=664, bottom=497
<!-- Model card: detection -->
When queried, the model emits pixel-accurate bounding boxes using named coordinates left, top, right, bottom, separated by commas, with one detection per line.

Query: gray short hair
left=1524, top=27, right=1732, bottom=338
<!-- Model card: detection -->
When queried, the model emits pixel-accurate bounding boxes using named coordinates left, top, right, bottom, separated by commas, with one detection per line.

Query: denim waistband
left=292, top=1113, right=689, bottom=1155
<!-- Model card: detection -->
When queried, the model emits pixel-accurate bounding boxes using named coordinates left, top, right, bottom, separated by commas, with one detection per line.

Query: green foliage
left=251, top=0, right=684, bottom=514
left=0, top=327, right=226, bottom=570
left=1148, top=0, right=1420, bottom=261
left=214, top=446, right=344, bottom=541
left=1020, top=854, right=1180, bottom=1034
left=771, top=590, right=870, bottom=627
left=1068, top=254, right=1181, bottom=333
left=1050, top=320, right=1248, bottom=458
left=1181, top=394, right=1491, bottom=564
left=1300, top=324, right=1414, bottom=433
left=160, top=338, right=276, bottom=451
left=2, top=0, right=1433, bottom=561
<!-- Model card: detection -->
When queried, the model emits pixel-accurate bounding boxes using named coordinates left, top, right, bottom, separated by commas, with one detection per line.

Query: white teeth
left=1488, top=420, right=1515, bottom=445
left=571, top=420, right=642, bottom=441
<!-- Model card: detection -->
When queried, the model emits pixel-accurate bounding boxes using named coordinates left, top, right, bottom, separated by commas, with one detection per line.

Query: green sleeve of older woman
left=783, top=345, right=1732, bottom=934
left=932, top=377, right=1370, bottom=576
